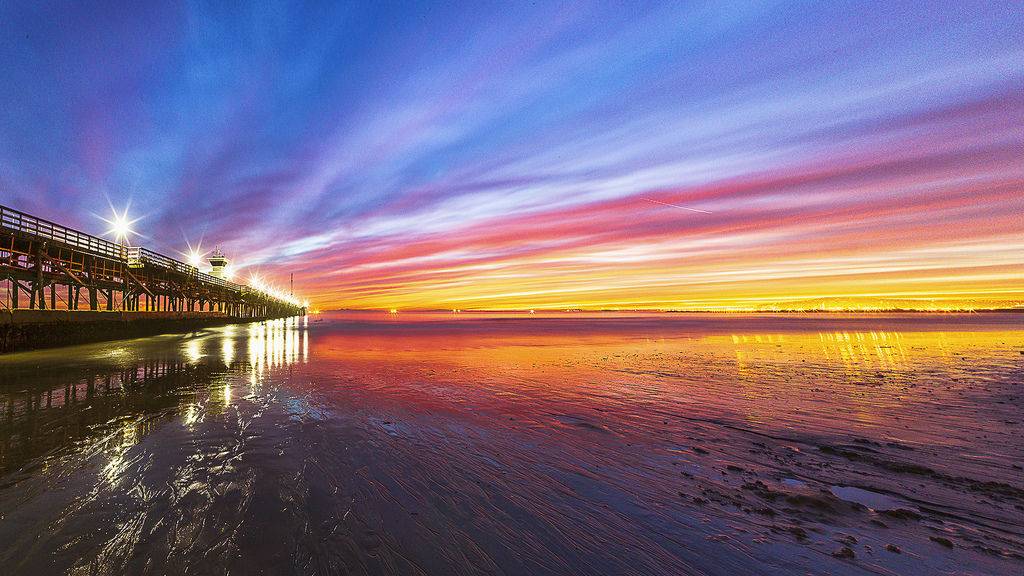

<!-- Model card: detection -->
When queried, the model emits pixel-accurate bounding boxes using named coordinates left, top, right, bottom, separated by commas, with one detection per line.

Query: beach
left=1, top=312, right=1021, bottom=575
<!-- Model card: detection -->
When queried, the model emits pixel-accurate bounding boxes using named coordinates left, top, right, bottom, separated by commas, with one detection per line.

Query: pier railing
left=1, top=204, right=123, bottom=261
left=0, top=205, right=248, bottom=294
left=1, top=203, right=299, bottom=315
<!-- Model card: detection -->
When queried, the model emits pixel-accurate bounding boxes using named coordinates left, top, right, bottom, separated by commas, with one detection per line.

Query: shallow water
left=0, top=312, right=1022, bottom=575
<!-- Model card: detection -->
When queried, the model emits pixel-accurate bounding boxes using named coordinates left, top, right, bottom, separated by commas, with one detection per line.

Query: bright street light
left=100, top=206, right=141, bottom=247
left=111, top=215, right=130, bottom=242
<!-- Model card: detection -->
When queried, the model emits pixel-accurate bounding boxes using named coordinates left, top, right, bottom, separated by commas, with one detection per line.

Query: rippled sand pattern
left=0, top=313, right=1022, bottom=575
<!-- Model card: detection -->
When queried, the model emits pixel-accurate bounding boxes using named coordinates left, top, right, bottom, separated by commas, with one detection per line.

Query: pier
left=1, top=204, right=304, bottom=352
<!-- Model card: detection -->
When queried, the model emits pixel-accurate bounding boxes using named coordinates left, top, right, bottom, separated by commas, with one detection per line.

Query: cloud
left=1, top=2, right=1021, bottom=308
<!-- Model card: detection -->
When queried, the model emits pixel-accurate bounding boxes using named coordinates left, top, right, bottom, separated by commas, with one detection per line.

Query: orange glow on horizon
left=241, top=104, right=1024, bottom=313
left=280, top=176, right=1024, bottom=311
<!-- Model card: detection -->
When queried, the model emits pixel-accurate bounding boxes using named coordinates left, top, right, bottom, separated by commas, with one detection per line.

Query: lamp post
left=106, top=211, right=133, bottom=311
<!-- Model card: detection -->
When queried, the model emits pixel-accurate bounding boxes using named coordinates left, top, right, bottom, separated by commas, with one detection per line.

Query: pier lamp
left=103, top=209, right=136, bottom=259
left=111, top=215, right=131, bottom=244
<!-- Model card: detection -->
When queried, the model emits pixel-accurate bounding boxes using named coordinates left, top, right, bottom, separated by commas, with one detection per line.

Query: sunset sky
left=2, top=2, right=1022, bottom=310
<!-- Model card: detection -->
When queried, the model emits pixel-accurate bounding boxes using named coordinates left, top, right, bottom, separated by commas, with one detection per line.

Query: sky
left=1, top=1, right=1022, bottom=310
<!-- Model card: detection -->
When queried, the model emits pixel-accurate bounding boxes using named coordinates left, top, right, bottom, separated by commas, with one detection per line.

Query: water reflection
left=248, top=317, right=307, bottom=377
left=0, top=318, right=308, bottom=477
left=812, top=331, right=907, bottom=368
left=728, top=330, right=917, bottom=370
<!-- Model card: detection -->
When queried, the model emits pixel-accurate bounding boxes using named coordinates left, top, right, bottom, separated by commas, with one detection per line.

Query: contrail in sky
left=640, top=197, right=712, bottom=214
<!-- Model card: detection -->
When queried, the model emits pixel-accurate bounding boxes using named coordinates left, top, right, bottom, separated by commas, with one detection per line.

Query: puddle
left=829, top=485, right=901, bottom=510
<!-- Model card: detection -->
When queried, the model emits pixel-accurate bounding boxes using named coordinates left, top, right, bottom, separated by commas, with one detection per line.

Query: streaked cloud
left=1, top=1, right=1021, bottom=308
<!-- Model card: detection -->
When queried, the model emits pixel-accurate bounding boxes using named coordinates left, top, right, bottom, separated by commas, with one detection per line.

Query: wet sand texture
left=0, top=313, right=1021, bottom=575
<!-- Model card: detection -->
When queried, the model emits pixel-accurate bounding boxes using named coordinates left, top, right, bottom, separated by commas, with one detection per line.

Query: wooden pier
left=1, top=204, right=303, bottom=319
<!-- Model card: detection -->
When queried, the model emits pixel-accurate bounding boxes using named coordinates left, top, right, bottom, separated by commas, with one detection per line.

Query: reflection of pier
left=0, top=356, right=209, bottom=476
left=0, top=318, right=307, bottom=475
left=247, top=318, right=308, bottom=376
left=1, top=204, right=302, bottom=318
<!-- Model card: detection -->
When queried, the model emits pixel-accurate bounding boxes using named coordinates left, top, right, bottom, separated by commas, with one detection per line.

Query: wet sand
left=0, top=312, right=1021, bottom=575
